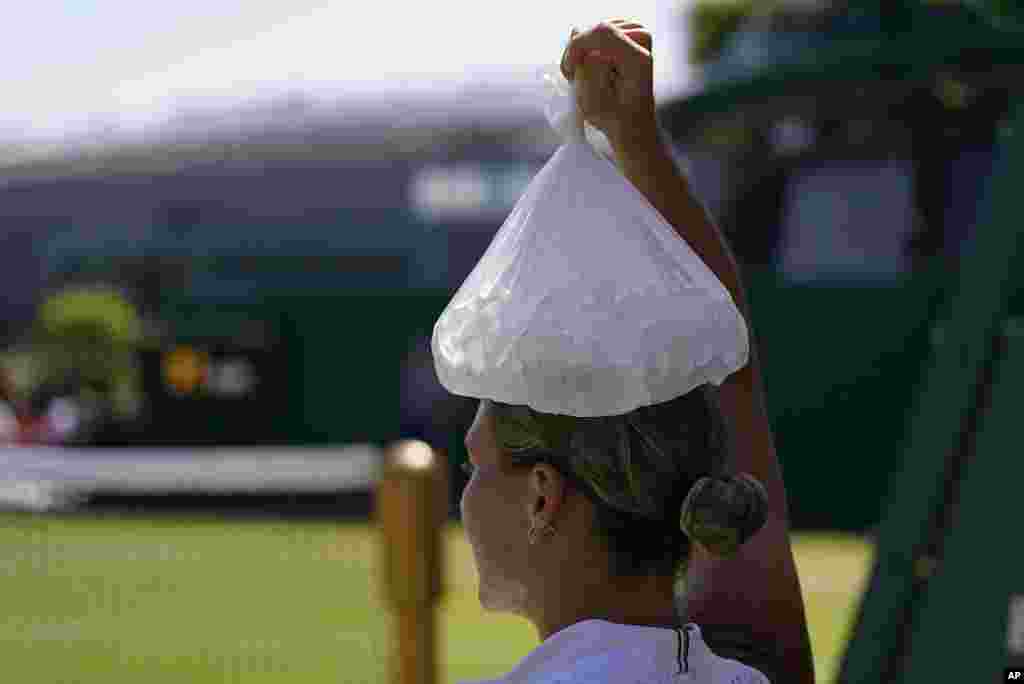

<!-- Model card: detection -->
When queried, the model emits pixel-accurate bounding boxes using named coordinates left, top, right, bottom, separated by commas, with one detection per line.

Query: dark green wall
left=158, top=262, right=957, bottom=531
left=744, top=264, right=954, bottom=530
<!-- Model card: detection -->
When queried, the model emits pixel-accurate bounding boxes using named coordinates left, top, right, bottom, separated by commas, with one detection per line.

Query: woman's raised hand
left=560, top=19, right=657, bottom=146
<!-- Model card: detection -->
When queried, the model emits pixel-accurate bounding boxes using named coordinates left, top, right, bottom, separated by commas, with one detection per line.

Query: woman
left=456, top=19, right=815, bottom=684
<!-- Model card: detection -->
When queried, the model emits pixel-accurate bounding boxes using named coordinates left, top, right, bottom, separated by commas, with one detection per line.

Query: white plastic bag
left=431, top=62, right=749, bottom=417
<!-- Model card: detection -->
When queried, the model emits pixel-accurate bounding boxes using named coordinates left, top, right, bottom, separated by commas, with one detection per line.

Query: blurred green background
left=4, top=3, right=1021, bottom=683
left=2, top=512, right=871, bottom=684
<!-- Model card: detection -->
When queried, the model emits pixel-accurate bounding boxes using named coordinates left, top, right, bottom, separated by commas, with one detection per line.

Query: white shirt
left=458, top=620, right=771, bottom=684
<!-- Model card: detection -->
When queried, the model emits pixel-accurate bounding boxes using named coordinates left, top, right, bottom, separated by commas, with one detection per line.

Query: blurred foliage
left=38, top=286, right=142, bottom=346
left=972, top=0, right=1024, bottom=28
left=689, top=0, right=757, bottom=67
left=687, top=0, right=1021, bottom=68
left=24, top=285, right=145, bottom=421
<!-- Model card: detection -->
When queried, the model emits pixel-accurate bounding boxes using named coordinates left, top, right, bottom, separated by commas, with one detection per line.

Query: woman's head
left=459, top=384, right=769, bottom=627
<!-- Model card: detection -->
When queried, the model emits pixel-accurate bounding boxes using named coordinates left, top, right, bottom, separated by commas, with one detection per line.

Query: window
left=775, top=158, right=921, bottom=283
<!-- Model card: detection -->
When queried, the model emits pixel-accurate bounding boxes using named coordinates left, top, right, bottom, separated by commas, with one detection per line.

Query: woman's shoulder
left=457, top=621, right=775, bottom=684
left=697, top=623, right=779, bottom=684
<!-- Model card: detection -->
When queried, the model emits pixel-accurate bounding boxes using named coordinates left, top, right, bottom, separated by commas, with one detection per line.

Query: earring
left=528, top=519, right=556, bottom=545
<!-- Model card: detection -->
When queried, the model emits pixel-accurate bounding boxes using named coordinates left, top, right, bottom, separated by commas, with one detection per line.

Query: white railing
left=0, top=444, right=383, bottom=511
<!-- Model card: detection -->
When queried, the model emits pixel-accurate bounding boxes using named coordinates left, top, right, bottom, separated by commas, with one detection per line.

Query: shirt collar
left=459, top=619, right=711, bottom=684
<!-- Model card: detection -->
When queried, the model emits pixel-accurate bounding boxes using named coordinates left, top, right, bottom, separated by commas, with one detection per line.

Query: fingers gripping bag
left=431, top=62, right=749, bottom=418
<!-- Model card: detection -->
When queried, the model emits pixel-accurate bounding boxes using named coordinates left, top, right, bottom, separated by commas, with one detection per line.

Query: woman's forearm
left=609, top=127, right=815, bottom=684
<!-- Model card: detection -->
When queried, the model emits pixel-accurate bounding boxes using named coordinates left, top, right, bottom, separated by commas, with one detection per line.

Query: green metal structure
left=666, top=1, right=1024, bottom=680
left=840, top=100, right=1024, bottom=684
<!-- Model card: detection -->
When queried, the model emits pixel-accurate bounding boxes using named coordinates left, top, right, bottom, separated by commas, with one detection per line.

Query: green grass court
left=2, top=511, right=873, bottom=683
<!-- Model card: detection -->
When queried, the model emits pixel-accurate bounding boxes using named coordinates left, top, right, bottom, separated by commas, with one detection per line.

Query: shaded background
left=2, top=1, right=1020, bottom=682
left=2, top=0, right=1006, bottom=530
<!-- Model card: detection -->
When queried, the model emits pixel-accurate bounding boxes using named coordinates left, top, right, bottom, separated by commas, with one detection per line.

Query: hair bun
left=678, top=472, right=769, bottom=558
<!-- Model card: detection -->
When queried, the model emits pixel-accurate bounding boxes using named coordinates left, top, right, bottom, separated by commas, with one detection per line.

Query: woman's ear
left=528, top=463, right=568, bottom=514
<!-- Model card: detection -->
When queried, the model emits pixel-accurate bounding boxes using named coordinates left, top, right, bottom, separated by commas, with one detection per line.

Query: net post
left=377, top=440, right=448, bottom=684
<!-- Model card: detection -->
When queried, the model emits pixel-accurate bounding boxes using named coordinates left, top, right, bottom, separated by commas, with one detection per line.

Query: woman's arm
left=610, top=126, right=816, bottom=684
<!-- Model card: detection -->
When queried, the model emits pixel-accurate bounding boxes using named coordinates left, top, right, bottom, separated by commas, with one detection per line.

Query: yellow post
left=377, top=440, right=448, bottom=684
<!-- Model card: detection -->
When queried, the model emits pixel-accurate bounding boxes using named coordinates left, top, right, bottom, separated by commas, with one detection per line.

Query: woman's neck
left=532, top=574, right=681, bottom=640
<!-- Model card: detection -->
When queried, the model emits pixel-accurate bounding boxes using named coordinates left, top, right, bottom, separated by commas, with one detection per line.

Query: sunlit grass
left=789, top=532, right=874, bottom=683
left=0, top=512, right=872, bottom=683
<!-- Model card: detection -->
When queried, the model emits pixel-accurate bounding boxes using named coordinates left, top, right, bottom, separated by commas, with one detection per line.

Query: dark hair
left=488, top=384, right=768, bottom=582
